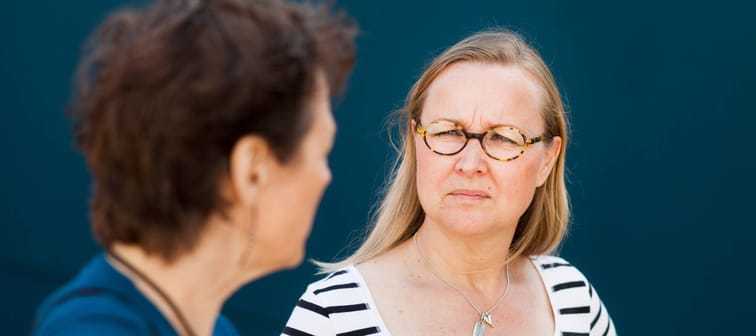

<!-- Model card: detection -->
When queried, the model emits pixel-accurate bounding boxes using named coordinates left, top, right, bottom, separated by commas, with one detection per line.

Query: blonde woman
left=283, top=30, right=616, bottom=336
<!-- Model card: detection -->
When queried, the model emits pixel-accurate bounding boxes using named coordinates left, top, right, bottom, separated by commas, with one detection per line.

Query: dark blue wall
left=2, top=1, right=754, bottom=334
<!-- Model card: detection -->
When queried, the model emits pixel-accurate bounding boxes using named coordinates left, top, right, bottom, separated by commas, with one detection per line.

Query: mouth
left=448, top=189, right=490, bottom=200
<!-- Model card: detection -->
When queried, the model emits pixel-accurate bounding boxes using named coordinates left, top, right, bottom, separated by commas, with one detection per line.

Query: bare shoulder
left=355, top=240, right=414, bottom=285
left=353, top=240, right=423, bottom=309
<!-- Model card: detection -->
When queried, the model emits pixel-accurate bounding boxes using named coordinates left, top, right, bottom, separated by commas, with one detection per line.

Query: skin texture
left=357, top=62, right=562, bottom=335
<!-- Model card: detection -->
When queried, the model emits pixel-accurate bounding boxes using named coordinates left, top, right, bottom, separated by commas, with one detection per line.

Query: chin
left=438, top=212, right=499, bottom=235
left=280, top=249, right=306, bottom=270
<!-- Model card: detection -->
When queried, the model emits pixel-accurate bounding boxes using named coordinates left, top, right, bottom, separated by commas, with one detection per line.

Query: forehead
left=421, top=62, right=544, bottom=132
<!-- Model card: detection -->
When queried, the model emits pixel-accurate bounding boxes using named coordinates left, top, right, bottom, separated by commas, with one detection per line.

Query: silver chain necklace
left=413, top=234, right=511, bottom=336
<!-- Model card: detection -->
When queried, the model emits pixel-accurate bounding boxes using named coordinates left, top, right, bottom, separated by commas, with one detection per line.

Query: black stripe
left=328, top=303, right=370, bottom=315
left=326, top=270, right=348, bottom=279
left=602, top=318, right=613, bottom=336
left=296, top=299, right=370, bottom=317
left=591, top=303, right=603, bottom=328
left=553, top=281, right=586, bottom=292
left=282, top=326, right=315, bottom=336
left=589, top=285, right=594, bottom=298
left=559, top=306, right=590, bottom=315
left=540, top=262, right=572, bottom=270
left=296, top=299, right=329, bottom=317
left=562, top=333, right=589, bottom=336
left=314, top=282, right=359, bottom=295
left=336, top=326, right=380, bottom=336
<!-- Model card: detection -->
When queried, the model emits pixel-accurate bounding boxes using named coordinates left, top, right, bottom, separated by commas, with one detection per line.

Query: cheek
left=274, top=159, right=329, bottom=256
left=501, top=161, right=540, bottom=185
left=306, top=156, right=331, bottom=203
left=415, top=146, right=447, bottom=202
left=266, top=157, right=329, bottom=231
left=301, top=156, right=331, bottom=218
left=415, top=149, right=430, bottom=185
left=492, top=159, right=542, bottom=207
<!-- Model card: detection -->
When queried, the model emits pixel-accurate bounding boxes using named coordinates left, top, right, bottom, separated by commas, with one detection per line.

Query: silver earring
left=237, top=206, right=257, bottom=266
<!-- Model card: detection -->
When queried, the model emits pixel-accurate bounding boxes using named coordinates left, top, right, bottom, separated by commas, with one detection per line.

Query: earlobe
left=229, top=135, right=272, bottom=206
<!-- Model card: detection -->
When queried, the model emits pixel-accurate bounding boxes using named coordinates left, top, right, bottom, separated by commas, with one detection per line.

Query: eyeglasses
left=415, top=119, right=547, bottom=162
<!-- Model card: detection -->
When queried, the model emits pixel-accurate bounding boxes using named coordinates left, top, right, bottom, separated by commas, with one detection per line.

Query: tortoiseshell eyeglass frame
left=414, top=119, right=548, bottom=162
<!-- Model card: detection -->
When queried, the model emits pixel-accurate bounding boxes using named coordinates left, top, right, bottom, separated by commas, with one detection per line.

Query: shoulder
left=33, top=255, right=168, bottom=335
left=529, top=254, right=575, bottom=270
left=214, top=314, right=240, bottom=336
left=33, top=290, right=152, bottom=335
left=299, top=265, right=366, bottom=306
left=529, top=255, right=592, bottom=284
left=530, top=255, right=617, bottom=335
left=529, top=255, right=596, bottom=310
left=284, top=265, right=380, bottom=336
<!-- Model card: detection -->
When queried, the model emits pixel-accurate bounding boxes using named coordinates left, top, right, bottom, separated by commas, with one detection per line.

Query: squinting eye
left=432, top=130, right=459, bottom=136
left=489, top=133, right=520, bottom=145
left=429, top=129, right=463, bottom=138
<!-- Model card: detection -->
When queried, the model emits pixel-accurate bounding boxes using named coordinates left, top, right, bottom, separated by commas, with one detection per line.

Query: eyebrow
left=427, top=117, right=515, bottom=130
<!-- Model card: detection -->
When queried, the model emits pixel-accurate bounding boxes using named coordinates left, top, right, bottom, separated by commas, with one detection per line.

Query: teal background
left=2, top=0, right=755, bottom=334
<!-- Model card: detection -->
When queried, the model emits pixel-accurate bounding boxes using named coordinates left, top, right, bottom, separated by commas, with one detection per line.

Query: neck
left=107, top=216, right=270, bottom=336
left=413, top=220, right=515, bottom=294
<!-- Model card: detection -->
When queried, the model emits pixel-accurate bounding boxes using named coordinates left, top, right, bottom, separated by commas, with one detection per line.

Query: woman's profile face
left=414, top=62, right=560, bottom=236
left=254, top=72, right=336, bottom=269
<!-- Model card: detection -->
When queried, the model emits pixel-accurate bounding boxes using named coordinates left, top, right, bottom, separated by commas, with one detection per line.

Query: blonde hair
left=318, top=29, right=570, bottom=273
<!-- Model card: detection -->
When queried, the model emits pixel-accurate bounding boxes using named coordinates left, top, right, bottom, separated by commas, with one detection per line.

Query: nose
left=454, top=139, right=488, bottom=176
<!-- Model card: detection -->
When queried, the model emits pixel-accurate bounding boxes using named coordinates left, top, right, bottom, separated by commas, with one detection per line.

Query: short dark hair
left=71, top=0, right=356, bottom=261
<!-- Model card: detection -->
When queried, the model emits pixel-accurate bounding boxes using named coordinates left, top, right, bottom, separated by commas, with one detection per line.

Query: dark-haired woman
left=33, top=0, right=355, bottom=335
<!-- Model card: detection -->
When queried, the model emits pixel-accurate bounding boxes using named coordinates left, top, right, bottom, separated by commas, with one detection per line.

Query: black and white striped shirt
left=283, top=255, right=615, bottom=336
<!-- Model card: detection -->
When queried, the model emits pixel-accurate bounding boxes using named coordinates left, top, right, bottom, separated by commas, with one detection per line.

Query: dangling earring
left=237, top=204, right=258, bottom=266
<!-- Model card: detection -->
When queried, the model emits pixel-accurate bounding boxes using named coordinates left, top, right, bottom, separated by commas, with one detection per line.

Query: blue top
left=33, top=254, right=239, bottom=336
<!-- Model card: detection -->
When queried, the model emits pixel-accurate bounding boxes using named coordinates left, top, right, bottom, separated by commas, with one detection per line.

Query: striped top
left=282, top=255, right=615, bottom=336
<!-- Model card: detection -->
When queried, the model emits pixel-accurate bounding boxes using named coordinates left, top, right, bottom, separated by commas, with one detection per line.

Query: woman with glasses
left=32, top=0, right=355, bottom=335
left=283, top=30, right=615, bottom=336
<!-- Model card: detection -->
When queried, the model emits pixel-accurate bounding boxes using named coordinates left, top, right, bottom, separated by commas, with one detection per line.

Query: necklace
left=107, top=251, right=197, bottom=336
left=413, top=234, right=510, bottom=336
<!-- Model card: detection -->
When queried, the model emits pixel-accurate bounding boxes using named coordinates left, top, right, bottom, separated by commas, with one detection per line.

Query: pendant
left=472, top=320, right=486, bottom=336
left=481, top=312, right=495, bottom=327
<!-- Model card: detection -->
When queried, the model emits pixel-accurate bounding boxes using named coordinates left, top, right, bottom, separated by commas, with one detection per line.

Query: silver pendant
left=481, top=312, right=494, bottom=327
left=473, top=320, right=486, bottom=336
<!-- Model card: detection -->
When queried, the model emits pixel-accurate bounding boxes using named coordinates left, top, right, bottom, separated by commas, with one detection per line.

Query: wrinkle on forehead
left=421, top=61, right=546, bottom=135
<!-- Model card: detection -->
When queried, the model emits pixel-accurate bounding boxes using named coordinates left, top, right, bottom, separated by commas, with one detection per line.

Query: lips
left=448, top=189, right=490, bottom=200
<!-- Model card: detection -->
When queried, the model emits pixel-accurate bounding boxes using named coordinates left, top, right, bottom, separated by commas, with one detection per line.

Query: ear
left=228, top=135, right=276, bottom=206
left=536, top=136, right=562, bottom=187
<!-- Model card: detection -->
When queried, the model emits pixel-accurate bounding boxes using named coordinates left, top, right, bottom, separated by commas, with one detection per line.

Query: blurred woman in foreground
left=33, top=0, right=355, bottom=334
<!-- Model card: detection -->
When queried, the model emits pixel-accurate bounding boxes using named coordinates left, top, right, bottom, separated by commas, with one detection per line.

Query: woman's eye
left=431, top=130, right=462, bottom=137
left=489, top=133, right=518, bottom=145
